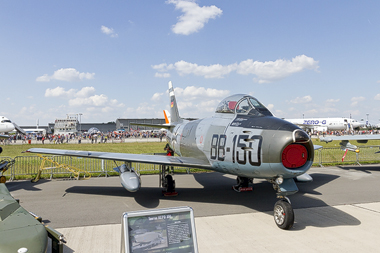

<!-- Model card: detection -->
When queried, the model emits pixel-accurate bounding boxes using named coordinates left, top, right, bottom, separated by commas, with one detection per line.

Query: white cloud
left=101, top=25, right=118, bottom=38
left=236, top=55, right=319, bottom=83
left=152, top=63, right=175, bottom=71
left=289, top=95, right=312, bottom=104
left=351, top=96, right=366, bottom=106
left=326, top=98, right=340, bottom=104
left=174, top=60, right=237, bottom=78
left=167, top=0, right=222, bottom=35
left=152, top=55, right=319, bottom=82
left=69, top=94, right=108, bottom=107
left=44, top=86, right=123, bottom=110
left=174, top=86, right=230, bottom=98
left=45, top=86, right=76, bottom=97
left=155, top=73, right=171, bottom=78
left=151, top=92, right=164, bottom=101
left=374, top=94, right=380, bottom=100
left=36, top=68, right=95, bottom=82
left=75, top=86, right=96, bottom=98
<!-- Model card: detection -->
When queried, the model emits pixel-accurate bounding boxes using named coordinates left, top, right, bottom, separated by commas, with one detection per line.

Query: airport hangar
left=20, top=118, right=166, bottom=135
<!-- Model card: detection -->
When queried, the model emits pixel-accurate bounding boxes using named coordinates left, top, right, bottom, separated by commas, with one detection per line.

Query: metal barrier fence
left=1, top=154, right=186, bottom=181
left=1, top=146, right=380, bottom=180
left=313, top=145, right=380, bottom=166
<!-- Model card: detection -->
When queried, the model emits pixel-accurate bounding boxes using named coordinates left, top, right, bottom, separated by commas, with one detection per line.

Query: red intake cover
left=282, top=144, right=308, bottom=168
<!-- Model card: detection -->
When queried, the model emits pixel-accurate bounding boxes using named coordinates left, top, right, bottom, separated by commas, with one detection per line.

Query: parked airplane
left=0, top=116, right=26, bottom=134
left=0, top=116, right=15, bottom=133
left=27, top=81, right=318, bottom=230
left=320, top=134, right=380, bottom=160
left=285, top=117, right=363, bottom=132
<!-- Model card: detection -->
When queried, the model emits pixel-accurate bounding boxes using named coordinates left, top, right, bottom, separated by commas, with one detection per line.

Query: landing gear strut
left=232, top=176, right=253, bottom=192
left=271, top=179, right=295, bottom=230
left=160, top=165, right=177, bottom=196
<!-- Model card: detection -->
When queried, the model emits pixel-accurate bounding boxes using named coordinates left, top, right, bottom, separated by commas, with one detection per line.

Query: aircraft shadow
left=64, top=172, right=360, bottom=230
left=6, top=179, right=48, bottom=192
left=336, top=164, right=380, bottom=174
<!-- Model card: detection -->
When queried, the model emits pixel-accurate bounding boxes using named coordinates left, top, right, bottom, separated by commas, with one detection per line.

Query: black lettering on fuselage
left=211, top=134, right=262, bottom=166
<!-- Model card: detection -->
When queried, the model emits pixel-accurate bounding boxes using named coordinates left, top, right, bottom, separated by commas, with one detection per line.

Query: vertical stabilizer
left=168, top=81, right=182, bottom=124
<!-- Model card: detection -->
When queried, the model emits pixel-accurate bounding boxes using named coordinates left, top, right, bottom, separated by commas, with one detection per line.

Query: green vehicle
left=0, top=183, right=48, bottom=252
left=0, top=138, right=65, bottom=253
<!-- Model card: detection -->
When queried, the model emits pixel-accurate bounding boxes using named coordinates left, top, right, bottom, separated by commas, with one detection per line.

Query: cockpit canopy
left=215, top=94, right=273, bottom=117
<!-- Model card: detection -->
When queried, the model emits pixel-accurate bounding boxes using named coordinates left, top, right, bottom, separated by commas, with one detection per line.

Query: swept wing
left=26, top=148, right=211, bottom=169
left=320, top=134, right=380, bottom=142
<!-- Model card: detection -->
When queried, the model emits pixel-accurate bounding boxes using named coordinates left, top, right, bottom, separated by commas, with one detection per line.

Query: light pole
left=79, top=113, right=82, bottom=134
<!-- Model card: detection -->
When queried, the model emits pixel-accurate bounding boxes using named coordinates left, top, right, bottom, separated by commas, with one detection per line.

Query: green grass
left=0, top=142, right=166, bottom=158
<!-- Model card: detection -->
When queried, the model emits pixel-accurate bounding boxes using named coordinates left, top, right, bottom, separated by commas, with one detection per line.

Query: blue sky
left=1, top=0, right=379, bottom=126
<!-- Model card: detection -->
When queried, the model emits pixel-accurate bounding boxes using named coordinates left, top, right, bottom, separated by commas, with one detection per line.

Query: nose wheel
left=274, top=198, right=294, bottom=230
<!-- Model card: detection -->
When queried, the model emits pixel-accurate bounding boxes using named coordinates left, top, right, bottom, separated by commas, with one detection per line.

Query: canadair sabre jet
left=320, top=134, right=380, bottom=160
left=27, top=81, right=317, bottom=230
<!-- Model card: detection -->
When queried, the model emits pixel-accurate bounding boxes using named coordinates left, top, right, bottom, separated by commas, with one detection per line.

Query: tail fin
left=168, top=81, right=182, bottom=123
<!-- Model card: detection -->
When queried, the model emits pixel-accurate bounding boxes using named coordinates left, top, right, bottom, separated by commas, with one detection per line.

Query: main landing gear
left=160, top=165, right=178, bottom=196
left=232, top=176, right=253, bottom=192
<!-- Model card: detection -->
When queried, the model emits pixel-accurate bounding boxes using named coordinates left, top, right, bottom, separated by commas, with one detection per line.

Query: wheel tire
left=165, top=175, right=175, bottom=192
left=274, top=200, right=294, bottom=230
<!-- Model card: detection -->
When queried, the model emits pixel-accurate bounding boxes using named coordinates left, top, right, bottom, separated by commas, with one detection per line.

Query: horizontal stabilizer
left=130, top=122, right=173, bottom=130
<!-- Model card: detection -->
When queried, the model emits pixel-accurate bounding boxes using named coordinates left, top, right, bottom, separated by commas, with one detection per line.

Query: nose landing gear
left=274, top=198, right=294, bottom=230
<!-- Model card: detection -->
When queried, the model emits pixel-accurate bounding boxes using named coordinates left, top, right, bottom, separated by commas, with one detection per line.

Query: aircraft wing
left=26, top=148, right=212, bottom=169
left=320, top=135, right=380, bottom=143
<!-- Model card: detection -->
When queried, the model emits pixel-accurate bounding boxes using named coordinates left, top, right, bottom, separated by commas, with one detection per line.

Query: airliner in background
left=285, top=117, right=364, bottom=132
left=0, top=116, right=26, bottom=134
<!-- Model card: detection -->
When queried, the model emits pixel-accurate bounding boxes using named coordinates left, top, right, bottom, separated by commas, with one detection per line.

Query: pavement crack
left=352, top=204, right=380, bottom=214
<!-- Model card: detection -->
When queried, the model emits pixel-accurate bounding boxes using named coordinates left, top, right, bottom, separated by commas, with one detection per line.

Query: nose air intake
left=282, top=129, right=310, bottom=169
left=282, top=144, right=308, bottom=169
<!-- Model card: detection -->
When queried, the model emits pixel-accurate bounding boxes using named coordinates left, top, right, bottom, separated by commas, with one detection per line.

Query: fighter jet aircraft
left=319, top=134, right=380, bottom=161
left=27, top=81, right=317, bottom=230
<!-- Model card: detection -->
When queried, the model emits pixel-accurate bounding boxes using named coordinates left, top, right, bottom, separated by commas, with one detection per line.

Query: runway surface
left=6, top=164, right=380, bottom=252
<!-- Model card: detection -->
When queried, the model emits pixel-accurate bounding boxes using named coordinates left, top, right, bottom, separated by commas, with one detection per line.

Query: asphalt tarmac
left=6, top=164, right=380, bottom=252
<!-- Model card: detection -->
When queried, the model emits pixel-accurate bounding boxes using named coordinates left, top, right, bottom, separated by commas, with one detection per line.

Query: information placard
left=121, top=206, right=198, bottom=253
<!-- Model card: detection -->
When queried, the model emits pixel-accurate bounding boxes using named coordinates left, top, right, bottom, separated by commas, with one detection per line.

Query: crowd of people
left=315, top=129, right=380, bottom=137
left=0, top=130, right=166, bottom=145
